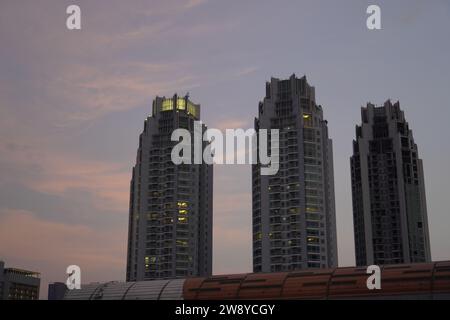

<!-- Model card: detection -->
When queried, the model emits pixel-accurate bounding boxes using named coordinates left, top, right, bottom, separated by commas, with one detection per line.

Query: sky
left=1, top=0, right=450, bottom=299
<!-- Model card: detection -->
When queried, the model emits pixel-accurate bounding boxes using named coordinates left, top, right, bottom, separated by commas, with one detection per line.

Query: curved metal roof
left=64, top=279, right=185, bottom=300
left=64, top=261, right=450, bottom=300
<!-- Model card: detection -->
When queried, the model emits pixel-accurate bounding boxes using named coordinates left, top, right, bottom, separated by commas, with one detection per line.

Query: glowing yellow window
left=307, top=237, right=319, bottom=243
left=177, top=201, right=188, bottom=208
left=178, top=209, right=188, bottom=215
left=178, top=217, right=188, bottom=223
left=187, top=102, right=197, bottom=117
left=303, top=114, right=311, bottom=119
left=162, top=99, right=173, bottom=111
left=177, top=98, right=186, bottom=110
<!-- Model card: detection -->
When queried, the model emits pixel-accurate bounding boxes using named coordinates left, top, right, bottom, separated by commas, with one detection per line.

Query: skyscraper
left=252, top=75, right=338, bottom=273
left=350, top=100, right=431, bottom=266
left=126, top=94, right=213, bottom=281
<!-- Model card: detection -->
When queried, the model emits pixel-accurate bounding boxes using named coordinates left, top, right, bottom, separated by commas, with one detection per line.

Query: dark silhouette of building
left=65, top=261, right=450, bottom=300
left=48, top=282, right=67, bottom=300
left=351, top=100, right=431, bottom=266
left=126, top=94, right=213, bottom=281
left=0, top=261, right=40, bottom=300
left=252, top=75, right=337, bottom=273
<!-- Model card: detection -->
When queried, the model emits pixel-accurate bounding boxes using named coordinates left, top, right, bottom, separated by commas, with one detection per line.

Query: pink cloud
left=0, top=138, right=130, bottom=213
left=213, top=223, right=252, bottom=275
left=0, top=209, right=126, bottom=299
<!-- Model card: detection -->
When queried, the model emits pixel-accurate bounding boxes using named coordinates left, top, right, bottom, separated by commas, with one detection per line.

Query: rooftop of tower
left=361, top=99, right=405, bottom=123
left=151, top=93, right=200, bottom=119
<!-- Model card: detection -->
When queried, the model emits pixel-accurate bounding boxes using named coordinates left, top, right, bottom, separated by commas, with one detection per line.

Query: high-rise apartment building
left=252, top=75, right=338, bottom=272
left=126, top=94, right=213, bottom=281
left=350, top=100, right=431, bottom=266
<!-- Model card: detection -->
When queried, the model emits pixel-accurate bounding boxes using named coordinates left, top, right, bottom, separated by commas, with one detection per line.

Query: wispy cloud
left=0, top=208, right=126, bottom=299
left=234, top=66, right=260, bottom=77
left=0, top=137, right=130, bottom=213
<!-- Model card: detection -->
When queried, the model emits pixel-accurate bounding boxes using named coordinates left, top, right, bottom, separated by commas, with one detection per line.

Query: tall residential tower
left=252, top=75, right=338, bottom=272
left=126, top=94, right=213, bottom=281
left=350, top=100, right=431, bottom=266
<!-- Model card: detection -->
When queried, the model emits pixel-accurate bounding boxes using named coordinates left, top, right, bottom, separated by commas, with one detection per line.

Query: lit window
left=177, top=98, right=186, bottom=110
left=177, top=201, right=188, bottom=208
left=307, top=237, right=319, bottom=243
left=162, top=99, right=173, bottom=111
left=303, top=114, right=313, bottom=127
left=187, top=101, right=197, bottom=117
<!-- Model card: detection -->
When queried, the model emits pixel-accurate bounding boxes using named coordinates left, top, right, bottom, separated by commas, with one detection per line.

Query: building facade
left=350, top=100, right=431, bottom=266
left=252, top=75, right=338, bottom=273
left=0, top=261, right=40, bottom=300
left=48, top=282, right=67, bottom=300
left=126, top=94, right=213, bottom=281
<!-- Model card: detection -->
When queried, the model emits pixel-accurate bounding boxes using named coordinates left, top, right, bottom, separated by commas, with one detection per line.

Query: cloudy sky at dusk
left=1, top=0, right=450, bottom=298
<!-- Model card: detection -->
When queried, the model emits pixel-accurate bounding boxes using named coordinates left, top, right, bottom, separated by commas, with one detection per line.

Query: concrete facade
left=126, top=95, right=213, bottom=281
left=350, top=100, right=431, bottom=266
left=252, top=75, right=338, bottom=272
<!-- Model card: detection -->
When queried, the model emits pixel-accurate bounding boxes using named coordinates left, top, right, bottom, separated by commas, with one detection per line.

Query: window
left=177, top=201, right=188, bottom=208
left=187, top=101, right=197, bottom=117
left=177, top=98, right=186, bottom=110
left=162, top=99, right=173, bottom=111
